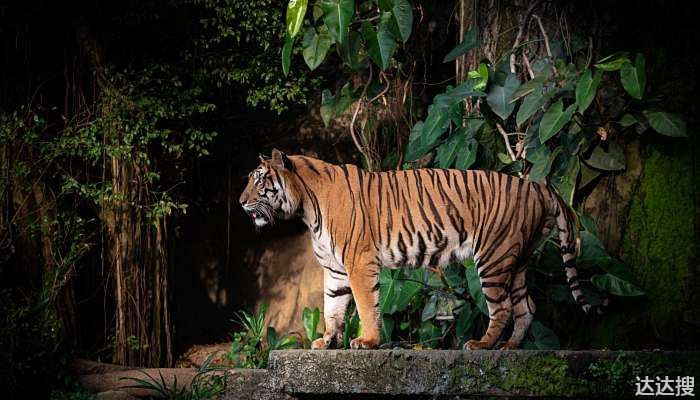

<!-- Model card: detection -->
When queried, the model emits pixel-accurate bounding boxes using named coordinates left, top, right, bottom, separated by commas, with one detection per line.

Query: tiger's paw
left=350, top=336, right=379, bottom=349
left=464, top=339, right=491, bottom=350
left=311, top=336, right=331, bottom=350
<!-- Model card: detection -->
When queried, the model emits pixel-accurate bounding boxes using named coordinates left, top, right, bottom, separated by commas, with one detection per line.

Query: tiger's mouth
left=242, top=202, right=274, bottom=227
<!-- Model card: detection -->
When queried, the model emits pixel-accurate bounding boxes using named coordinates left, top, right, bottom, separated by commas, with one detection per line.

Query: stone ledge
left=257, top=349, right=700, bottom=399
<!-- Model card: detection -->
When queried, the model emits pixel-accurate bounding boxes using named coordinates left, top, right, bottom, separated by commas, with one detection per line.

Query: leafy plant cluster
left=279, top=1, right=689, bottom=348
left=122, top=353, right=227, bottom=400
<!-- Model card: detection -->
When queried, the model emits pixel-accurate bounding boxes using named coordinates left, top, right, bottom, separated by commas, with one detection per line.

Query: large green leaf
left=486, top=73, right=520, bottom=120
left=528, top=146, right=561, bottom=183
left=584, top=142, right=625, bottom=171
left=435, top=129, right=466, bottom=168
left=381, top=315, right=394, bottom=343
left=379, top=268, right=398, bottom=314
left=302, top=307, right=321, bottom=343
left=405, top=104, right=451, bottom=161
left=393, top=274, right=421, bottom=313
left=575, top=69, right=602, bottom=113
left=577, top=230, right=611, bottom=267
left=643, top=111, right=687, bottom=137
left=432, top=79, right=486, bottom=108
left=281, top=35, right=293, bottom=76
left=391, top=0, right=413, bottom=42
left=594, top=52, right=630, bottom=71
left=337, top=30, right=366, bottom=70
left=319, top=0, right=354, bottom=44
left=455, top=302, right=476, bottom=340
left=421, top=294, right=438, bottom=321
left=455, top=139, right=478, bottom=170
left=620, top=53, right=646, bottom=100
left=464, top=259, right=488, bottom=315
left=320, top=89, right=335, bottom=127
left=286, top=0, right=308, bottom=38
left=418, top=320, right=441, bottom=348
left=591, top=273, right=645, bottom=296
left=510, top=75, right=546, bottom=103
left=516, top=87, right=554, bottom=127
left=302, top=28, right=332, bottom=71
left=362, top=17, right=397, bottom=70
left=524, top=320, right=560, bottom=350
left=539, top=100, right=576, bottom=143
left=443, top=27, right=478, bottom=63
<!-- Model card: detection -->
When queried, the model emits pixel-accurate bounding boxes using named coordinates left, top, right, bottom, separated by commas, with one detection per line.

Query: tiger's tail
left=549, top=189, right=592, bottom=314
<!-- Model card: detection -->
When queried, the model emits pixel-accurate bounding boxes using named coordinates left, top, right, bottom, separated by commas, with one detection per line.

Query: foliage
left=226, top=304, right=299, bottom=368
left=302, top=306, right=322, bottom=347
left=189, top=0, right=321, bottom=113
left=278, top=2, right=690, bottom=349
left=121, top=353, right=227, bottom=400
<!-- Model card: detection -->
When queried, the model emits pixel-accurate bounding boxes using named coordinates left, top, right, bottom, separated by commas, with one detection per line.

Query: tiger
left=239, top=149, right=589, bottom=350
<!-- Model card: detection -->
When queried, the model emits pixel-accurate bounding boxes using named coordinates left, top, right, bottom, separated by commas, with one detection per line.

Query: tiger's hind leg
left=500, top=264, right=535, bottom=350
left=312, top=267, right=352, bottom=349
left=465, top=256, right=514, bottom=350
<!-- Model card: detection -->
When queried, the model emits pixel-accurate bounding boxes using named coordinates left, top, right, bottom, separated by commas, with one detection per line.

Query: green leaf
left=362, top=17, right=397, bottom=70
left=391, top=0, right=413, bottom=42
left=302, top=28, right=332, bottom=71
left=620, top=53, right=646, bottom=100
left=286, top=0, right=309, bottom=38
left=405, top=104, right=450, bottom=161
left=393, top=274, right=421, bottom=313
left=281, top=35, right=293, bottom=76
left=594, top=52, right=630, bottom=71
left=337, top=31, right=366, bottom=70
left=467, top=63, right=489, bottom=91
left=302, top=307, right=321, bottom=343
left=421, top=294, right=438, bottom=321
left=643, top=111, right=687, bottom=137
left=526, top=320, right=560, bottom=350
left=591, top=274, right=645, bottom=296
left=443, top=27, right=478, bottom=63
left=539, top=100, right=576, bottom=143
left=577, top=230, right=611, bottom=267
left=510, top=75, right=546, bottom=103
left=435, top=129, right=467, bottom=168
left=579, top=162, right=601, bottom=189
left=486, top=73, right=520, bottom=120
left=418, top=321, right=441, bottom=348
left=584, top=142, right=625, bottom=171
left=319, top=0, right=354, bottom=44
left=381, top=315, right=394, bottom=343
left=455, top=303, right=476, bottom=340
left=320, top=89, right=335, bottom=127
left=464, top=259, right=488, bottom=315
left=432, top=79, right=486, bottom=108
left=528, top=146, right=560, bottom=183
left=379, top=268, right=398, bottom=314
left=455, top=139, right=478, bottom=170
left=575, top=69, right=602, bottom=113
left=516, top=87, right=554, bottom=127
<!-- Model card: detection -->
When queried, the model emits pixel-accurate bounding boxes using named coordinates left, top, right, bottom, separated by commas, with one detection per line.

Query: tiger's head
left=239, top=149, right=300, bottom=228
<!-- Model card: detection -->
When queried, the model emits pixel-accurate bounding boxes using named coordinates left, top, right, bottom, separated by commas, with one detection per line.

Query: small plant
left=226, top=304, right=299, bottom=368
left=121, top=354, right=227, bottom=400
left=301, top=306, right=322, bottom=348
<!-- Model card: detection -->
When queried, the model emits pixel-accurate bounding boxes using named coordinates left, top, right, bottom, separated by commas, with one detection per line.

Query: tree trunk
left=73, top=16, right=173, bottom=368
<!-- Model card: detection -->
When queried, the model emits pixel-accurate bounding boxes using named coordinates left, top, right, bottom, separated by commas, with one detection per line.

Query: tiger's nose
left=239, top=192, right=248, bottom=206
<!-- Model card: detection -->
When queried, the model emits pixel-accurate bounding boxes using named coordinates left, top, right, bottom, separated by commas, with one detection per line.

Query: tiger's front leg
left=311, top=267, right=352, bottom=349
left=347, top=262, right=381, bottom=349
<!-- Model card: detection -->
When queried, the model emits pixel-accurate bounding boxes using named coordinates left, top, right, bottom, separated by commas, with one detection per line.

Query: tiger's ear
left=271, top=148, right=294, bottom=171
